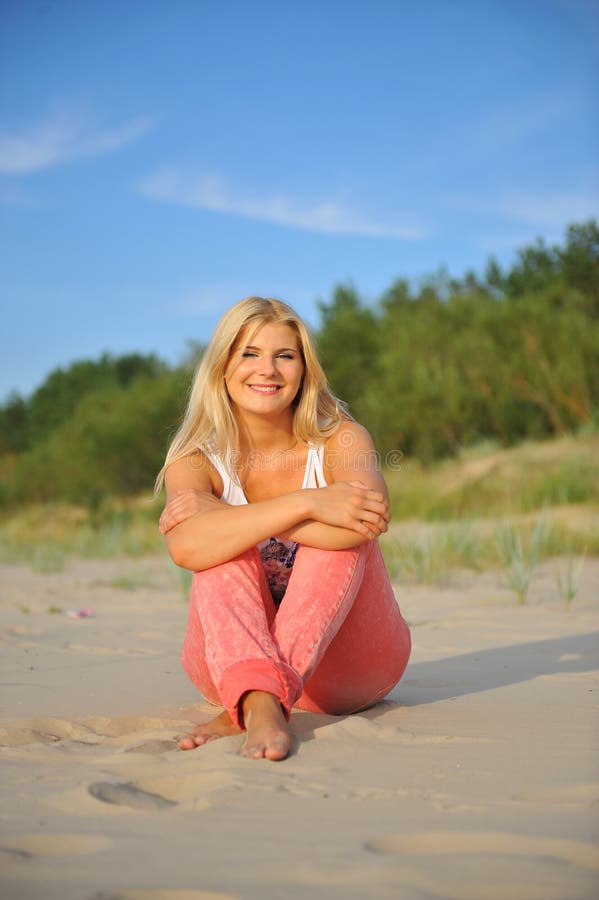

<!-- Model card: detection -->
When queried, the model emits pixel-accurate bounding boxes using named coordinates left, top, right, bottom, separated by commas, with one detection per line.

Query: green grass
left=380, top=512, right=597, bottom=589
left=386, top=433, right=599, bottom=520
left=494, top=517, right=546, bottom=605
left=556, top=552, right=586, bottom=609
left=0, top=496, right=163, bottom=570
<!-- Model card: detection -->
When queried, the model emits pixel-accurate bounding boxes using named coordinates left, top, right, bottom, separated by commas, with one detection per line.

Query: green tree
left=316, top=284, right=381, bottom=424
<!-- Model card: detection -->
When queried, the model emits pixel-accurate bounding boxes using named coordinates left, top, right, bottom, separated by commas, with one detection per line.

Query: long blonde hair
left=155, top=296, right=349, bottom=491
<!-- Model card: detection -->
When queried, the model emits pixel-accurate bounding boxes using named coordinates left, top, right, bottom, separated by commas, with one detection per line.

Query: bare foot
left=178, top=709, right=240, bottom=750
left=240, top=691, right=292, bottom=761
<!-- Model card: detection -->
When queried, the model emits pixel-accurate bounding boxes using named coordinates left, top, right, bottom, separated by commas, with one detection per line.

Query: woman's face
left=224, top=322, right=305, bottom=421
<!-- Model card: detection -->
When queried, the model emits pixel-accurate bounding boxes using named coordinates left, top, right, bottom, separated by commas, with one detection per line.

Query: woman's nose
left=258, top=356, right=277, bottom=376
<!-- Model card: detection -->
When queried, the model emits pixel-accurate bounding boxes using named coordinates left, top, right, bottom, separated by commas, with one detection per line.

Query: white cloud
left=446, top=185, right=598, bottom=229
left=473, top=88, right=587, bottom=153
left=476, top=188, right=599, bottom=253
left=137, top=168, right=427, bottom=240
left=0, top=107, right=153, bottom=174
left=495, top=190, right=599, bottom=227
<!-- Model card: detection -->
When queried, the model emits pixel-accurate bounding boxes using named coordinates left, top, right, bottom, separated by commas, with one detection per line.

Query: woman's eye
left=241, top=351, right=295, bottom=359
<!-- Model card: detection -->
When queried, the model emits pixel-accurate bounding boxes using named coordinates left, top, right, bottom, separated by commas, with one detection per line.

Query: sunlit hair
left=155, top=296, right=350, bottom=492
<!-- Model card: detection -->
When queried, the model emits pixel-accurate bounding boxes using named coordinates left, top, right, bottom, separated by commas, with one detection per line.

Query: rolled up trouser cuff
left=218, top=658, right=303, bottom=730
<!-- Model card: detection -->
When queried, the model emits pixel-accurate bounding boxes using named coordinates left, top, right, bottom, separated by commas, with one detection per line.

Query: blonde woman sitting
left=157, top=297, right=411, bottom=761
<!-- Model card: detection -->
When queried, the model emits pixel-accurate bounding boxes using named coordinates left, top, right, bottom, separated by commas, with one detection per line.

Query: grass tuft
left=495, top=516, right=546, bottom=605
left=556, top=553, right=586, bottom=609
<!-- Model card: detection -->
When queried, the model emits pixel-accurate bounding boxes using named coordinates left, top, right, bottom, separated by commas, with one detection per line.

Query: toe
left=242, top=742, right=266, bottom=759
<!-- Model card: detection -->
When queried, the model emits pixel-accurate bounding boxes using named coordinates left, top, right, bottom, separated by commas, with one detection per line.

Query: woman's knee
left=190, top=546, right=263, bottom=592
left=294, top=543, right=366, bottom=566
left=296, top=679, right=385, bottom=716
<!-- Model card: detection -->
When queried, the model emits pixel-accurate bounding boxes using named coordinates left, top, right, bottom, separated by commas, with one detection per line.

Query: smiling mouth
left=248, top=384, right=282, bottom=393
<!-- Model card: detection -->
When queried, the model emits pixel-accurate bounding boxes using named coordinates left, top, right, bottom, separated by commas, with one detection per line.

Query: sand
left=0, top=553, right=597, bottom=900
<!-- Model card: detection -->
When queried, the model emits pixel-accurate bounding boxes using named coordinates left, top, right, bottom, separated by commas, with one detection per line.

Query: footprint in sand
left=88, top=781, right=177, bottom=811
left=365, top=830, right=599, bottom=871
left=0, top=846, right=34, bottom=861
left=124, top=739, right=179, bottom=754
left=2, top=833, right=112, bottom=858
left=0, top=715, right=192, bottom=748
left=0, top=717, right=100, bottom=747
left=82, top=715, right=191, bottom=738
left=313, top=715, right=493, bottom=747
left=514, top=782, right=599, bottom=807
left=89, top=890, right=240, bottom=900
left=314, top=716, right=403, bottom=742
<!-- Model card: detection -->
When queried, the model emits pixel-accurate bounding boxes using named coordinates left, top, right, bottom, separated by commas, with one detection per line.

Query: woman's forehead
left=237, top=320, right=300, bottom=348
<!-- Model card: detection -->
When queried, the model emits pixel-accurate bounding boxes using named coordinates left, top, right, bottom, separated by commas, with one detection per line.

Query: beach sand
left=1, top=553, right=597, bottom=900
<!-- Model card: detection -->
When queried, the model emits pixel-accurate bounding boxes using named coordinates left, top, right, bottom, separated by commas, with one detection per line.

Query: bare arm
left=161, top=443, right=387, bottom=570
left=278, top=422, right=390, bottom=549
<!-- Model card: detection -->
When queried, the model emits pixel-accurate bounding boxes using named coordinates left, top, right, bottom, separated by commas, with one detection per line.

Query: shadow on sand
left=391, top=630, right=599, bottom=706
left=292, top=630, right=599, bottom=740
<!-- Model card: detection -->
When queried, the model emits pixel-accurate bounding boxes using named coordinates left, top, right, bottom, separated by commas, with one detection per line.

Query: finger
left=167, top=507, right=193, bottom=528
left=349, top=482, right=384, bottom=501
left=356, top=501, right=388, bottom=522
left=165, top=498, right=195, bottom=518
left=363, top=490, right=386, bottom=504
left=359, top=514, right=388, bottom=536
left=353, top=513, right=385, bottom=535
left=160, top=505, right=190, bottom=533
left=160, top=514, right=178, bottom=534
left=353, top=521, right=376, bottom=538
left=159, top=513, right=176, bottom=532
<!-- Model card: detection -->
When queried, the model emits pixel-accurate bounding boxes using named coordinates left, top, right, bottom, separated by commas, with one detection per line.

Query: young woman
left=157, top=297, right=411, bottom=761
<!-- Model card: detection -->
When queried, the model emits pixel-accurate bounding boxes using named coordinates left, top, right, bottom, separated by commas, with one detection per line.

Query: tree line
left=1, top=221, right=597, bottom=507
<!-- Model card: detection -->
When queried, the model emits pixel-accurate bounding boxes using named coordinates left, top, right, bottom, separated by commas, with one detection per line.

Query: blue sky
left=1, top=0, right=597, bottom=402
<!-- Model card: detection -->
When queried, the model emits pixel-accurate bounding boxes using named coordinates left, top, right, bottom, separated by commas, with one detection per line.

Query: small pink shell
left=66, top=607, right=96, bottom=618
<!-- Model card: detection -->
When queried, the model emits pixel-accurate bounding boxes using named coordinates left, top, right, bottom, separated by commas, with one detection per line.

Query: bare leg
left=240, top=690, right=291, bottom=761
left=178, top=709, right=240, bottom=750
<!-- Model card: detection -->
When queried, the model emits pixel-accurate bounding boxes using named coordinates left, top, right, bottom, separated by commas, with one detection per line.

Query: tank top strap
left=304, top=443, right=328, bottom=489
left=203, top=448, right=247, bottom=506
left=205, top=443, right=327, bottom=501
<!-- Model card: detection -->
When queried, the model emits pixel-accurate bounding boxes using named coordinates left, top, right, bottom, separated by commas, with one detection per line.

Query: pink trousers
left=181, top=541, right=411, bottom=729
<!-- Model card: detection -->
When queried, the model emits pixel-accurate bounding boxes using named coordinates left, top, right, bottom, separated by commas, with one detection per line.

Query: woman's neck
left=235, top=411, right=297, bottom=455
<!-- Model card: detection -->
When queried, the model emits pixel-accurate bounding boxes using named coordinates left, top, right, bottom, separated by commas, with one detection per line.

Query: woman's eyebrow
left=243, top=344, right=298, bottom=352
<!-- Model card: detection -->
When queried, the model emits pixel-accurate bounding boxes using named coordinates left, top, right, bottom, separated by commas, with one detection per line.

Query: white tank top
left=204, top=444, right=327, bottom=605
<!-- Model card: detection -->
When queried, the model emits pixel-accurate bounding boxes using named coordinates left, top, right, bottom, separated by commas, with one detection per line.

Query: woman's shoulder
left=164, top=447, right=224, bottom=497
left=322, top=420, right=386, bottom=491
left=322, top=421, right=381, bottom=482
left=324, top=420, right=376, bottom=453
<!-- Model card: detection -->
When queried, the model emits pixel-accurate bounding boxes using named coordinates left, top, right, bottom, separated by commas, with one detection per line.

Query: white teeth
left=249, top=385, right=279, bottom=393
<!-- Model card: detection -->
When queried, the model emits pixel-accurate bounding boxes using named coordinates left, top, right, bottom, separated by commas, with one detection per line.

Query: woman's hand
left=307, top=480, right=390, bottom=539
left=159, top=489, right=222, bottom=534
